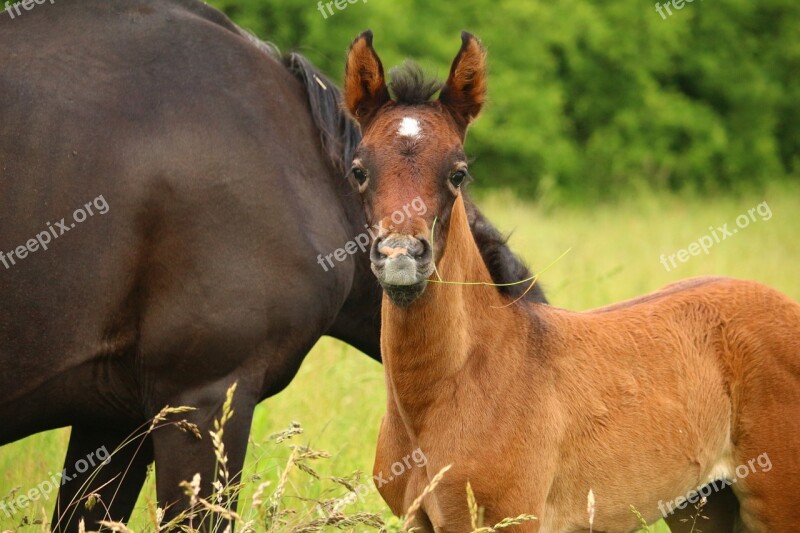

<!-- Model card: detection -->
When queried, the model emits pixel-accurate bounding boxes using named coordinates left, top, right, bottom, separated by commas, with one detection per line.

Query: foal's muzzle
left=370, top=234, right=434, bottom=306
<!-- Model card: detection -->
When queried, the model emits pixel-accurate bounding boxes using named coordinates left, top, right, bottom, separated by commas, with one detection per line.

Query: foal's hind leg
left=722, top=289, right=800, bottom=532
left=730, top=427, right=800, bottom=531
left=726, top=324, right=800, bottom=530
left=52, top=425, right=153, bottom=533
left=664, top=484, right=738, bottom=533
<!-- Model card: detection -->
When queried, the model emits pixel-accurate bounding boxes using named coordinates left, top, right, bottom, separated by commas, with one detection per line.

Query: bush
left=208, top=0, right=800, bottom=201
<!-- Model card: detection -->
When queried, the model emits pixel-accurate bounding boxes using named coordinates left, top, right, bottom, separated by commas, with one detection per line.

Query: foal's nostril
left=370, top=236, right=387, bottom=264
left=411, top=237, right=432, bottom=263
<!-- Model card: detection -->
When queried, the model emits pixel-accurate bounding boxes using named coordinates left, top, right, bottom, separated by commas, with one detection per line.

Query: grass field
left=2, top=183, right=798, bottom=532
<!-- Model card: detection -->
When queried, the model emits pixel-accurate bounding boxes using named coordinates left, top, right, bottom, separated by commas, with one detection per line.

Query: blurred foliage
left=207, top=0, right=799, bottom=201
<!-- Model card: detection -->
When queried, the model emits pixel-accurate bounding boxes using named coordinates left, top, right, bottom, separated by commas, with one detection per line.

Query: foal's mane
left=240, top=31, right=546, bottom=304
left=467, top=202, right=548, bottom=303
left=388, top=61, right=443, bottom=105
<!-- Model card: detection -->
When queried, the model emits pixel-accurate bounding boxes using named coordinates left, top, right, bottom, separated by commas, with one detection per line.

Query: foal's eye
left=351, top=167, right=367, bottom=186
left=449, top=169, right=468, bottom=188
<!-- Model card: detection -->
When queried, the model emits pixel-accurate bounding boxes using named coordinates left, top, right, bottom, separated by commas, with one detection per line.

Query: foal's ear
left=439, top=32, right=487, bottom=132
left=345, top=30, right=391, bottom=129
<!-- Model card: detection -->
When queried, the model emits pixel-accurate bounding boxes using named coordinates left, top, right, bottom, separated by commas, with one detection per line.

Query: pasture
left=1, top=183, right=797, bottom=532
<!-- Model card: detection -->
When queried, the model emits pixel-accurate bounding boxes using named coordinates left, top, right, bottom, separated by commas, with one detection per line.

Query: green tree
left=208, top=0, right=800, bottom=200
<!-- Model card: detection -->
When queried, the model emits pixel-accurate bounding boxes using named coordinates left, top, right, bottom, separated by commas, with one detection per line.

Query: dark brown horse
left=343, top=30, right=800, bottom=532
left=0, top=2, right=545, bottom=530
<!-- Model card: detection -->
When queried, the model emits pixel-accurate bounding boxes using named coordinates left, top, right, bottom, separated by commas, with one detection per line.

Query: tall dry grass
left=3, top=185, right=798, bottom=532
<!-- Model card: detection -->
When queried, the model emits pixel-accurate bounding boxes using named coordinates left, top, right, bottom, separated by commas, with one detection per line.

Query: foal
left=343, top=31, right=800, bottom=532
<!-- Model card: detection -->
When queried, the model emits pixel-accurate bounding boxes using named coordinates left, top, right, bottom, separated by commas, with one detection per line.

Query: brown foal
left=343, top=31, right=800, bottom=532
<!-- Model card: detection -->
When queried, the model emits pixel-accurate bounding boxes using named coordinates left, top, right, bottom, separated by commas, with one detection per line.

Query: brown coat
left=376, top=193, right=800, bottom=532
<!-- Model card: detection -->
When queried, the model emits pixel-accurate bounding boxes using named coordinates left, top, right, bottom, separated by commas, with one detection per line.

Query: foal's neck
left=380, top=194, right=525, bottom=418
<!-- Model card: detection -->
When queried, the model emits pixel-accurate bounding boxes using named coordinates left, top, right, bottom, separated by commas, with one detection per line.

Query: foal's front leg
left=374, top=407, right=415, bottom=517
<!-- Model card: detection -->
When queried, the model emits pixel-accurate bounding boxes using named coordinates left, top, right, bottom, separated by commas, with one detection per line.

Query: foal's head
left=344, top=31, right=487, bottom=306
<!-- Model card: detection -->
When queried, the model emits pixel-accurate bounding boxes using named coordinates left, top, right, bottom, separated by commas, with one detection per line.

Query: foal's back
left=535, top=276, right=800, bottom=531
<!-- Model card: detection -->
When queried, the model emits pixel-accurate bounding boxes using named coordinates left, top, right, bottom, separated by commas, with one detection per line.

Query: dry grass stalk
left=269, top=421, right=303, bottom=444
left=96, top=520, right=135, bottom=533
left=629, top=505, right=653, bottom=532
left=148, top=406, right=196, bottom=432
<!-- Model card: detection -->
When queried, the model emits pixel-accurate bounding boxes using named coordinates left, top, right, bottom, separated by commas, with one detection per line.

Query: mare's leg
left=663, top=483, right=739, bottom=533
left=150, top=377, right=257, bottom=531
left=52, top=425, right=153, bottom=533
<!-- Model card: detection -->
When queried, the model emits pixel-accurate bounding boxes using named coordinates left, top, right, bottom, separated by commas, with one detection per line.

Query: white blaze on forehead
left=397, top=117, right=421, bottom=138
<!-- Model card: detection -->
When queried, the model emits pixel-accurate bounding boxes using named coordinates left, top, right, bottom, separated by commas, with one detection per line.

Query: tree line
left=209, top=0, right=799, bottom=200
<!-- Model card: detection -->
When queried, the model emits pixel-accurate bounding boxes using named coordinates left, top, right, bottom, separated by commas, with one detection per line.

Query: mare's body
left=0, top=4, right=544, bottom=530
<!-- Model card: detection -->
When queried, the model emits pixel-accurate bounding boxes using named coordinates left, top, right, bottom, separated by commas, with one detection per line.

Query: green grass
left=2, top=184, right=798, bottom=532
